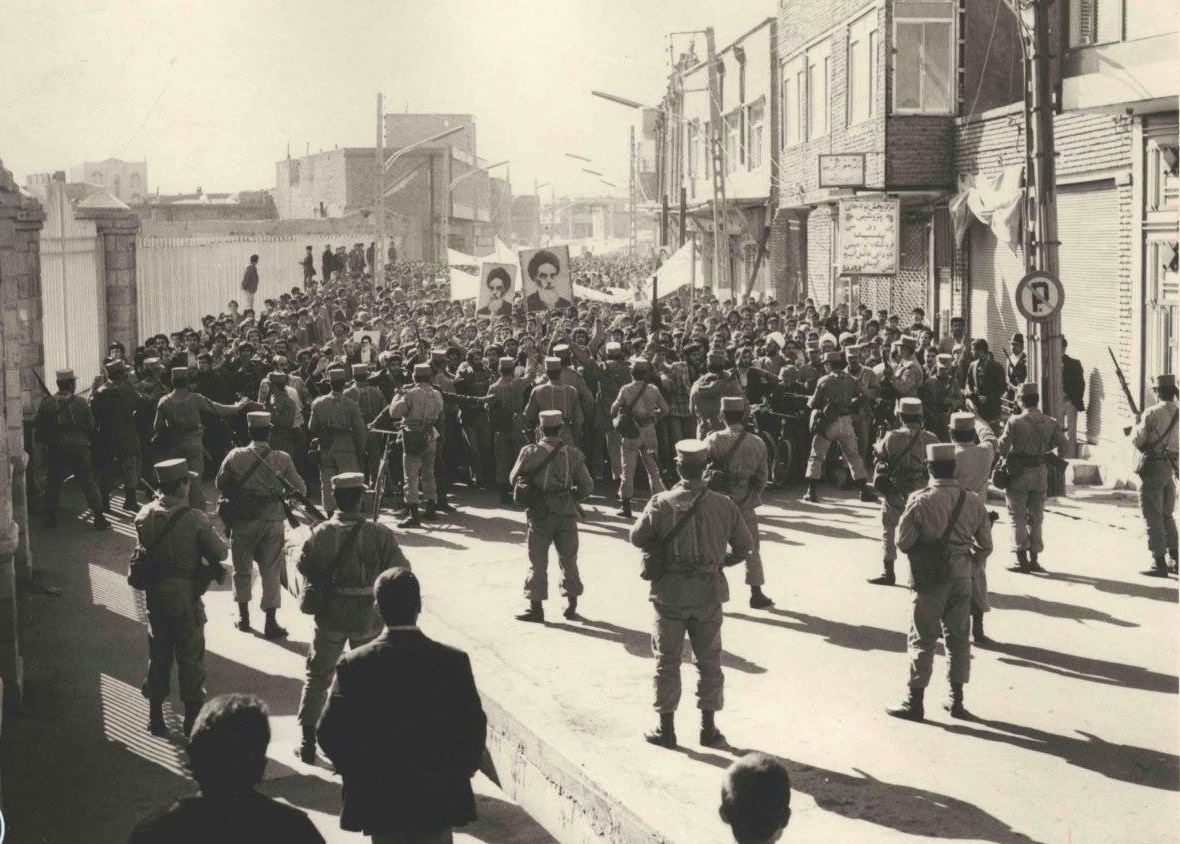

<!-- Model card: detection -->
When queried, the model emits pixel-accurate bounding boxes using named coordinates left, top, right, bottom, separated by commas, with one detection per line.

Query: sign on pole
left=1014, top=270, right=1064, bottom=322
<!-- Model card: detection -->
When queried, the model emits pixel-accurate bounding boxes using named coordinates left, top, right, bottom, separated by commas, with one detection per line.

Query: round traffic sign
left=1015, top=271, right=1064, bottom=322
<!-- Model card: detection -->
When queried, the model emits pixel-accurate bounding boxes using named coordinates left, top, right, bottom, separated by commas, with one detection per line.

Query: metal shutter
left=968, top=225, right=1024, bottom=359
left=1057, top=181, right=1120, bottom=445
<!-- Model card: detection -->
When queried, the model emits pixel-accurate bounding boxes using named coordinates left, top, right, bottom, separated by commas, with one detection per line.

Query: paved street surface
left=4, top=479, right=1177, bottom=843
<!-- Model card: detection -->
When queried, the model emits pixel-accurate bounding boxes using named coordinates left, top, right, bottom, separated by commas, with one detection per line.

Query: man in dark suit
left=1061, top=336, right=1086, bottom=458
left=318, top=568, right=487, bottom=844
left=965, top=339, right=1007, bottom=434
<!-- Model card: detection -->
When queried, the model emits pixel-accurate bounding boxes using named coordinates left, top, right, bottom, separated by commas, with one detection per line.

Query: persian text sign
left=839, top=197, right=899, bottom=275
left=818, top=153, right=866, bottom=188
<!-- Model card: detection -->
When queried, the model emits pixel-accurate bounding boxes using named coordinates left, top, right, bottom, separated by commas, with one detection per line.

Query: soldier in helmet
left=36, top=368, right=109, bottom=529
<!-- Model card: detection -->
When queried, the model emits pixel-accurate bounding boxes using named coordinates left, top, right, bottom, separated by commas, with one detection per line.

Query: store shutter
left=968, top=225, right=1024, bottom=360
left=1057, top=181, right=1120, bottom=445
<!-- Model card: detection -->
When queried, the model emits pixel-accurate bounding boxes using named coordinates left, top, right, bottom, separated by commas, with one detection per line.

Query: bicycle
left=369, top=427, right=405, bottom=521
left=751, top=394, right=810, bottom=488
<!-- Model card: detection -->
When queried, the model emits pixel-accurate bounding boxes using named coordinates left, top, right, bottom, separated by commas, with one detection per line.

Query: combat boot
left=749, top=587, right=774, bottom=609
left=235, top=603, right=251, bottom=632
left=514, top=600, right=544, bottom=623
left=644, top=712, right=677, bottom=748
left=297, top=724, right=317, bottom=764
left=942, top=683, right=968, bottom=718
left=122, top=491, right=139, bottom=512
left=1008, top=550, right=1031, bottom=573
left=1169, top=549, right=1179, bottom=575
left=422, top=500, right=439, bottom=521
left=971, top=608, right=991, bottom=646
left=397, top=504, right=422, bottom=529
left=699, top=711, right=726, bottom=748
left=437, top=492, right=457, bottom=514
left=93, top=513, right=111, bottom=531
left=858, top=481, right=878, bottom=503
left=99, top=491, right=111, bottom=514
left=617, top=498, right=633, bottom=518
left=1143, top=556, right=1170, bottom=577
left=868, top=559, right=895, bottom=586
left=802, top=481, right=820, bottom=503
left=147, top=699, right=168, bottom=737
left=263, top=609, right=288, bottom=640
left=886, top=686, right=925, bottom=722
left=563, top=596, right=578, bottom=620
left=183, top=700, right=202, bottom=737
left=1028, top=550, right=1045, bottom=572
left=499, top=484, right=514, bottom=506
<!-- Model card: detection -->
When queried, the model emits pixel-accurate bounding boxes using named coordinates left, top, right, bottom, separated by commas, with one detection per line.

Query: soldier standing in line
left=487, top=355, right=533, bottom=505
left=374, top=363, right=444, bottom=529
left=868, top=397, right=939, bottom=586
left=886, top=443, right=992, bottom=722
left=846, top=345, right=880, bottom=465
left=690, top=350, right=746, bottom=439
left=803, top=351, right=878, bottom=504
left=510, top=410, right=593, bottom=624
left=948, top=411, right=1001, bottom=644
left=523, top=357, right=583, bottom=447
left=294, top=472, right=409, bottom=764
left=153, top=367, right=248, bottom=511
left=138, top=458, right=229, bottom=737
left=629, top=440, right=752, bottom=749
left=611, top=358, right=669, bottom=519
left=36, top=368, right=110, bottom=530
left=891, top=337, right=926, bottom=399
left=342, top=364, right=386, bottom=484
left=455, top=349, right=495, bottom=489
left=705, top=397, right=774, bottom=610
left=261, top=370, right=298, bottom=458
left=90, top=359, right=146, bottom=512
left=998, top=382, right=1065, bottom=574
left=595, top=342, right=632, bottom=486
left=1131, top=373, right=1178, bottom=576
left=308, top=366, right=366, bottom=516
left=215, top=411, right=306, bottom=638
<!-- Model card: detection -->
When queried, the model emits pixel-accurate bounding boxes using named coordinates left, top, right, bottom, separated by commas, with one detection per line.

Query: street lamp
left=444, top=159, right=509, bottom=257
left=383, top=124, right=464, bottom=173
left=534, top=181, right=555, bottom=245
left=565, top=152, right=593, bottom=162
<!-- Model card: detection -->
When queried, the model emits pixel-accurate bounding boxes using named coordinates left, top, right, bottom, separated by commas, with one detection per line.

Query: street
left=3, top=478, right=1176, bottom=843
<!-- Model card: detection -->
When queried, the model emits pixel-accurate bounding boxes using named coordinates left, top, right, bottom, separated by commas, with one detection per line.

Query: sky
left=1, top=0, right=774, bottom=199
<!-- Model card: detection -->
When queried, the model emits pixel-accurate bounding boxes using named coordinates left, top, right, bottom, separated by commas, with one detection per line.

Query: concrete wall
left=273, top=149, right=375, bottom=220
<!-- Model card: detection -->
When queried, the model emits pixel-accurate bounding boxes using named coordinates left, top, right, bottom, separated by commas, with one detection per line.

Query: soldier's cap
left=950, top=412, right=975, bottom=432
left=268, top=370, right=288, bottom=384
left=936, top=353, right=953, bottom=365
left=247, top=411, right=272, bottom=428
left=155, top=458, right=197, bottom=483
left=351, top=364, right=369, bottom=378
left=605, top=341, right=622, bottom=354
left=553, top=343, right=571, bottom=356
left=331, top=471, right=367, bottom=491
left=55, top=368, right=75, bottom=381
left=544, top=356, right=562, bottom=371
left=823, top=351, right=844, bottom=363
left=674, top=439, right=709, bottom=464
left=539, top=409, right=564, bottom=427
left=927, top=443, right=956, bottom=463
left=327, top=366, right=348, bottom=381
left=1154, top=373, right=1177, bottom=389
left=893, top=336, right=917, bottom=350
left=1011, top=332, right=1025, bottom=344
left=1019, top=382, right=1039, bottom=398
left=721, top=396, right=745, bottom=413
left=897, top=397, right=923, bottom=416
left=104, top=360, right=128, bottom=377
left=631, top=358, right=651, bottom=373
left=413, top=363, right=433, bottom=379
left=170, top=367, right=190, bottom=380
left=707, top=350, right=728, bottom=364
left=498, top=356, right=515, bottom=369
left=430, top=349, right=447, bottom=363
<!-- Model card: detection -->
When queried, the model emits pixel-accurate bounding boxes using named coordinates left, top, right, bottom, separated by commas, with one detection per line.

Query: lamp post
left=445, top=159, right=508, bottom=258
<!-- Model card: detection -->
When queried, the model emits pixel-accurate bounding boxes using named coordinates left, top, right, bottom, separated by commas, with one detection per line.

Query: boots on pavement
left=1143, top=556, right=1170, bottom=577
left=617, top=498, right=633, bottom=518
left=235, top=603, right=251, bottom=632
left=886, top=686, right=925, bottom=721
left=644, top=712, right=677, bottom=748
left=943, top=683, right=968, bottom=718
left=858, top=481, right=878, bottom=503
left=263, top=609, right=288, bottom=640
left=803, top=481, right=820, bottom=503
left=749, top=587, right=774, bottom=609
left=971, top=608, right=991, bottom=645
left=148, top=699, right=168, bottom=736
left=183, top=700, right=202, bottom=737
left=868, top=559, right=896, bottom=586
left=1028, top=550, right=1045, bottom=572
left=398, top=503, right=422, bottom=529
left=700, top=710, right=725, bottom=747
left=563, top=596, right=578, bottom=620
left=93, top=512, right=111, bottom=531
left=298, top=724, right=317, bottom=764
left=1008, top=550, right=1031, bottom=573
left=123, top=491, right=138, bottom=512
left=515, top=600, right=544, bottom=623
left=422, top=500, right=439, bottom=521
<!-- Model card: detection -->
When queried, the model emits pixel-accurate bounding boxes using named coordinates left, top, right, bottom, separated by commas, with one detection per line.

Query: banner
left=477, top=262, right=517, bottom=317
left=449, top=267, right=481, bottom=300
left=519, top=244, right=574, bottom=312
left=634, top=240, right=700, bottom=303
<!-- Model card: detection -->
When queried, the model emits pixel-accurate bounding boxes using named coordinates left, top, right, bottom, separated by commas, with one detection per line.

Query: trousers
left=806, top=415, right=868, bottom=481
left=101, top=451, right=141, bottom=497
left=882, top=501, right=902, bottom=563
left=738, top=505, right=763, bottom=587
left=144, top=580, right=206, bottom=703
left=230, top=519, right=285, bottom=610
left=907, top=570, right=972, bottom=689
left=620, top=425, right=665, bottom=500
left=652, top=602, right=723, bottom=713
left=297, top=626, right=377, bottom=728
left=1138, top=461, right=1178, bottom=557
left=604, top=429, right=623, bottom=480
left=404, top=440, right=438, bottom=504
left=462, top=419, right=493, bottom=486
left=524, top=511, right=582, bottom=600
left=1006, top=464, right=1047, bottom=553
left=319, top=449, right=361, bottom=514
left=493, top=429, right=526, bottom=485
left=44, top=444, right=104, bottom=513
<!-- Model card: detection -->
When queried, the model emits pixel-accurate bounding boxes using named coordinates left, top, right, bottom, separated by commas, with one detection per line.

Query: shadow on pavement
left=987, top=641, right=1179, bottom=694
left=773, top=520, right=874, bottom=541
left=1042, top=571, right=1179, bottom=603
left=986, top=591, right=1139, bottom=627
left=548, top=618, right=767, bottom=674
left=727, top=609, right=908, bottom=654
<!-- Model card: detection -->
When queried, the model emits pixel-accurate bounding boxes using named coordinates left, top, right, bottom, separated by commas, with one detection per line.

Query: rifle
left=1108, top=347, right=1140, bottom=435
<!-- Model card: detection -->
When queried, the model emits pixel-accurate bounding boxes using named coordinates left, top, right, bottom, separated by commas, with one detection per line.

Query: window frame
left=747, top=98, right=766, bottom=170
left=782, top=55, right=805, bottom=148
left=847, top=12, right=879, bottom=126
left=891, top=1, right=957, bottom=116
left=806, top=41, right=832, bottom=140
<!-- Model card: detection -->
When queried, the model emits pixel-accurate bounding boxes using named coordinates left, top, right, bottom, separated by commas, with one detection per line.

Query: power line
left=117, top=58, right=176, bottom=158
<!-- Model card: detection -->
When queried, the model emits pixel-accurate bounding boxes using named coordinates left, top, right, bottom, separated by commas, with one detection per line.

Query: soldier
left=595, top=342, right=632, bottom=485
left=153, top=367, right=248, bottom=510
left=846, top=345, right=880, bottom=464
left=36, top=368, right=109, bottom=530
left=90, top=360, right=145, bottom=512
left=690, top=350, right=745, bottom=438
left=918, top=353, right=963, bottom=440
left=138, top=458, right=229, bottom=737
left=629, top=440, right=752, bottom=749
left=886, top=443, right=992, bottom=721
left=215, top=411, right=306, bottom=638
left=377, top=363, right=444, bottom=529
left=343, top=364, right=386, bottom=483
left=487, top=355, right=532, bottom=505
left=803, top=351, right=878, bottom=504
left=553, top=343, right=594, bottom=431
left=949, top=411, right=1001, bottom=644
left=308, top=366, right=366, bottom=516
left=705, top=396, right=774, bottom=609
left=998, top=382, right=1065, bottom=573
left=523, top=357, right=583, bottom=447
left=891, top=336, right=926, bottom=399
left=294, top=472, right=409, bottom=763
left=261, top=370, right=298, bottom=457
left=868, top=397, right=939, bottom=586
left=612, top=358, right=669, bottom=519
left=510, top=410, right=593, bottom=623
left=455, top=350, right=495, bottom=489
left=1131, top=373, right=1178, bottom=576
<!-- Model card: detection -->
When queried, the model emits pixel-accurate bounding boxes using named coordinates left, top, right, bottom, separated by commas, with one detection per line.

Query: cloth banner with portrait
left=518, top=244, right=575, bottom=313
left=477, top=262, right=518, bottom=318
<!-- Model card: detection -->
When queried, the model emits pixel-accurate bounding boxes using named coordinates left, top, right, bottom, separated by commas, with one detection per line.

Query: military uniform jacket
left=35, top=393, right=96, bottom=448
left=136, top=376, right=169, bottom=406
left=509, top=438, right=593, bottom=517
left=486, top=376, right=532, bottom=433
left=561, top=366, right=594, bottom=423
left=704, top=425, right=769, bottom=508
left=215, top=443, right=306, bottom=522
left=90, top=380, right=143, bottom=454
left=154, top=389, right=236, bottom=445
left=809, top=371, right=862, bottom=416
left=875, top=425, right=940, bottom=493
left=388, top=384, right=445, bottom=441
left=997, top=407, right=1065, bottom=467
left=524, top=381, right=583, bottom=432
left=343, top=384, right=386, bottom=426
left=897, top=479, right=993, bottom=571
left=454, top=368, right=494, bottom=426
left=594, top=360, right=631, bottom=427
left=849, top=366, right=881, bottom=406
left=629, top=479, right=752, bottom=608
left=296, top=513, right=409, bottom=634
left=612, top=380, right=669, bottom=429
left=953, top=420, right=999, bottom=500
left=893, top=359, right=926, bottom=398
left=135, top=498, right=229, bottom=588
left=689, top=372, right=746, bottom=423
left=309, top=392, right=367, bottom=456
left=1132, top=400, right=1179, bottom=469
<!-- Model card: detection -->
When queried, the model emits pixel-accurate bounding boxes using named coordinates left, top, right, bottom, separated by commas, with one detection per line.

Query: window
left=288, top=160, right=301, bottom=185
left=725, top=112, right=740, bottom=174
left=806, top=42, right=830, bottom=139
left=747, top=100, right=765, bottom=169
left=782, top=56, right=805, bottom=147
left=847, top=12, right=878, bottom=125
left=1069, top=0, right=1124, bottom=46
left=893, top=1, right=955, bottom=114
left=1146, top=136, right=1178, bottom=215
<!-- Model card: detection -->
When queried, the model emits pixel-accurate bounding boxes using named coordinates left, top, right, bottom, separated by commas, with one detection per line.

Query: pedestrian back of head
left=720, top=752, right=792, bottom=843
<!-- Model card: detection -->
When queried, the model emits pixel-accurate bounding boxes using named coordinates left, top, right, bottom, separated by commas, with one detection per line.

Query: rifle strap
left=662, top=488, right=710, bottom=550
left=1146, top=410, right=1178, bottom=454
left=528, top=442, right=567, bottom=486
left=940, top=491, right=967, bottom=547
left=138, top=506, right=193, bottom=558
left=619, top=383, right=647, bottom=416
left=234, top=448, right=269, bottom=496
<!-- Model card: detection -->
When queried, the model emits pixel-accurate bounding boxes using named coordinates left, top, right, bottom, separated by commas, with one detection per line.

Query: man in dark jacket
left=317, top=568, right=487, bottom=843
left=1062, top=337, right=1086, bottom=458
left=241, top=254, right=260, bottom=312
left=965, top=339, right=1007, bottom=434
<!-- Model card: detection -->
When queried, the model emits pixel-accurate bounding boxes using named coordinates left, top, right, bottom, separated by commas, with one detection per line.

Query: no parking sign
left=1015, top=271, right=1064, bottom=322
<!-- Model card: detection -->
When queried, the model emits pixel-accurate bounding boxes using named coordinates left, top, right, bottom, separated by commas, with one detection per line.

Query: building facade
left=272, top=147, right=376, bottom=220
left=67, top=158, right=147, bottom=204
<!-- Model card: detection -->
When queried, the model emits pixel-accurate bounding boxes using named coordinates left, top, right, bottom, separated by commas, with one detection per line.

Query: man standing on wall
left=241, top=254, right=260, bottom=312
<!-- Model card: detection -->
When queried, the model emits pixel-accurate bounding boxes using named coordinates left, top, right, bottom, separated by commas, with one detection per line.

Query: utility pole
left=679, top=186, right=687, bottom=247
left=629, top=125, right=637, bottom=258
left=705, top=26, right=730, bottom=293
left=375, top=93, right=384, bottom=278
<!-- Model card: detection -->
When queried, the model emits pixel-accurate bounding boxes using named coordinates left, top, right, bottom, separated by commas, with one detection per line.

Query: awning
left=949, top=165, right=1023, bottom=249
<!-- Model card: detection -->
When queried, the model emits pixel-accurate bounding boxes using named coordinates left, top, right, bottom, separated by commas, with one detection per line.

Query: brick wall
left=806, top=208, right=833, bottom=304
left=886, top=116, right=954, bottom=186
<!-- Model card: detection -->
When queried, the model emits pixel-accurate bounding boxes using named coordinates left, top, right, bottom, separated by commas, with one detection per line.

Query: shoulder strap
left=940, top=490, right=967, bottom=544
left=621, top=383, right=647, bottom=414
left=529, top=442, right=566, bottom=480
left=723, top=430, right=748, bottom=464
left=664, top=488, right=710, bottom=544
left=326, top=522, right=366, bottom=585
left=142, top=506, right=192, bottom=554
left=236, top=449, right=269, bottom=490
left=1148, top=410, right=1179, bottom=451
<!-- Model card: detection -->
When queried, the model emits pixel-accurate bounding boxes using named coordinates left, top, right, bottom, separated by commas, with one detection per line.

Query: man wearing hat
left=455, top=350, right=496, bottom=490
left=868, top=397, right=940, bottom=585
left=612, top=358, right=670, bottom=518
left=35, top=368, right=109, bottom=529
left=887, top=442, right=992, bottom=721
left=260, top=370, right=298, bottom=457
left=153, top=368, right=249, bottom=510
left=846, top=345, right=881, bottom=463
left=997, top=382, right=1065, bottom=573
left=629, top=440, right=753, bottom=748
left=891, top=336, right=926, bottom=398
left=377, top=363, right=445, bottom=528
left=1131, top=373, right=1178, bottom=576
left=215, top=411, right=307, bottom=637
left=594, top=341, right=632, bottom=485
left=510, top=409, right=593, bottom=623
left=918, top=353, right=963, bottom=440
left=554, top=343, right=594, bottom=427
left=690, top=350, right=746, bottom=439
left=294, top=471, right=409, bottom=763
left=804, top=351, right=878, bottom=504
left=309, top=366, right=368, bottom=516
left=949, top=411, right=1001, bottom=643
left=90, top=360, right=147, bottom=513
left=486, top=356, right=534, bottom=504
left=965, top=339, right=1007, bottom=433
left=343, top=365, right=387, bottom=483
left=1005, top=332, right=1028, bottom=403
left=524, top=357, right=583, bottom=448
left=705, top=397, right=774, bottom=609
left=137, top=458, right=230, bottom=737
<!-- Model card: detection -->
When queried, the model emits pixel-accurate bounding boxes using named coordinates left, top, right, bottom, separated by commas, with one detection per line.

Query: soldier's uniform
left=949, top=412, right=1000, bottom=638
left=612, top=363, right=669, bottom=514
left=847, top=354, right=880, bottom=462
left=90, top=361, right=145, bottom=511
left=261, top=371, right=299, bottom=457
left=704, top=399, right=771, bottom=604
left=308, top=368, right=367, bottom=515
left=804, top=353, right=870, bottom=498
left=35, top=369, right=107, bottom=527
left=554, top=344, right=594, bottom=432
left=1131, top=374, right=1179, bottom=575
left=455, top=361, right=495, bottom=488
left=510, top=411, right=593, bottom=622
left=152, top=368, right=244, bottom=510
left=629, top=440, right=753, bottom=748
left=997, top=382, right=1065, bottom=571
left=689, top=352, right=746, bottom=439
left=594, top=346, right=632, bottom=482
left=888, top=443, right=993, bottom=721
left=487, top=358, right=532, bottom=502
left=343, top=365, right=387, bottom=483
left=138, top=459, right=229, bottom=736
left=870, top=398, right=940, bottom=584
left=295, top=471, right=409, bottom=761
left=892, top=337, right=926, bottom=398
left=215, top=412, right=306, bottom=635
left=523, top=358, right=584, bottom=447
left=381, top=364, right=445, bottom=526
left=918, top=355, right=963, bottom=440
